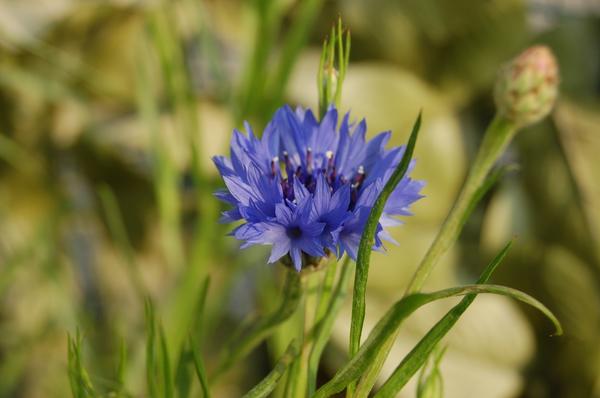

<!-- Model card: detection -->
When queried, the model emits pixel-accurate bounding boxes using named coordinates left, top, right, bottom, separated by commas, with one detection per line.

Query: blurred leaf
left=97, top=184, right=146, bottom=301
left=373, top=242, right=557, bottom=397
left=242, top=340, right=299, bottom=398
left=214, top=269, right=302, bottom=379
left=317, top=242, right=557, bottom=397
left=307, top=258, right=353, bottom=395
left=67, top=330, right=96, bottom=398
left=416, top=346, right=446, bottom=398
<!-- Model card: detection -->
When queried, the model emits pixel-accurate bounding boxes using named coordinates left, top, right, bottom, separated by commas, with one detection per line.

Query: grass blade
left=242, top=340, right=299, bottom=398
left=375, top=288, right=561, bottom=397
left=159, top=325, right=174, bottom=398
left=145, top=300, right=158, bottom=398
left=98, top=185, right=147, bottom=301
left=371, top=242, right=513, bottom=398
left=349, top=112, right=421, bottom=359
left=352, top=164, right=513, bottom=396
left=316, top=242, right=516, bottom=397
left=190, top=334, right=210, bottom=398
left=189, top=276, right=211, bottom=398
left=67, top=330, right=96, bottom=398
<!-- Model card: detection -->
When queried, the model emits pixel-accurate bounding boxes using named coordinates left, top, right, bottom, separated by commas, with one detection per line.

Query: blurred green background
left=0, top=0, right=599, bottom=397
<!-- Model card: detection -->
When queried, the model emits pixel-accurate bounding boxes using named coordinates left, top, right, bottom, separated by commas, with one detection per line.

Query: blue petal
left=290, top=246, right=303, bottom=271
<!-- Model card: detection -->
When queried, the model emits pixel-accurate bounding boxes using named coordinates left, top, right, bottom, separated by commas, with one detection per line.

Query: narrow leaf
left=357, top=163, right=515, bottom=396
left=375, top=288, right=561, bottom=397
left=316, top=282, right=560, bottom=398
left=145, top=300, right=158, bottom=398
left=116, top=338, right=127, bottom=395
left=190, top=335, right=210, bottom=398
left=188, top=277, right=211, bottom=398
left=159, top=325, right=174, bottom=398
left=349, top=112, right=422, bottom=358
left=242, top=340, right=299, bottom=398
left=317, top=243, right=510, bottom=397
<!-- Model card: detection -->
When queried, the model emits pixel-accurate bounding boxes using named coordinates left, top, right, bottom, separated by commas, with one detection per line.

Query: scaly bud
left=494, top=45, right=559, bottom=127
left=318, top=17, right=350, bottom=119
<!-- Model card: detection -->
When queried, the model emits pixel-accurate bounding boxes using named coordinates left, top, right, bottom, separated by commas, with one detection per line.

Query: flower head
left=213, top=105, right=424, bottom=271
left=494, top=45, right=559, bottom=127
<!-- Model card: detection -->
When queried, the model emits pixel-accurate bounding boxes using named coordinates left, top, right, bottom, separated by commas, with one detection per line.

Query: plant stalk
left=405, top=115, right=517, bottom=295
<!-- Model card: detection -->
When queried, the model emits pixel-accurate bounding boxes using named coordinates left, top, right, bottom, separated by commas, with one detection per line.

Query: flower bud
left=494, top=45, right=559, bottom=127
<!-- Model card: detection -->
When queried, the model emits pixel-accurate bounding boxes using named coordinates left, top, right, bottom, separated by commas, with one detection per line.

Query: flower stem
left=285, top=269, right=321, bottom=397
left=405, top=115, right=517, bottom=295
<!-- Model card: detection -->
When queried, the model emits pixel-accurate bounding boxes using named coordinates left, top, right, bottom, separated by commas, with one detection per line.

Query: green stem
left=307, top=257, right=353, bottom=395
left=287, top=270, right=321, bottom=397
left=404, top=115, right=517, bottom=295
left=350, top=115, right=516, bottom=397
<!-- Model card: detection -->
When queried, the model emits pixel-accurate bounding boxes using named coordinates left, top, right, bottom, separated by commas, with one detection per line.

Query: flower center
left=270, top=149, right=366, bottom=208
left=286, top=226, right=303, bottom=239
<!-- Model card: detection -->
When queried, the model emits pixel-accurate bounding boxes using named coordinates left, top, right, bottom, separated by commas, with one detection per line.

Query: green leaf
left=416, top=346, right=446, bottom=398
left=242, top=340, right=299, bottom=398
left=317, top=242, right=557, bottom=397
left=349, top=112, right=422, bottom=359
left=317, top=280, right=560, bottom=398
left=190, top=334, right=210, bottom=398
left=372, top=242, right=510, bottom=398
left=159, top=325, right=174, bottom=398
left=352, top=164, right=515, bottom=397
left=116, top=338, right=127, bottom=396
left=213, top=269, right=302, bottom=379
left=67, top=330, right=96, bottom=398
left=145, top=300, right=159, bottom=398
left=188, top=277, right=211, bottom=398
left=375, top=287, right=562, bottom=397
left=98, top=185, right=147, bottom=301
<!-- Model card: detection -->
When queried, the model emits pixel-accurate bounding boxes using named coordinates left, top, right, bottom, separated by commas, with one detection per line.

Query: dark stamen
left=270, top=156, right=279, bottom=177
left=306, top=147, right=313, bottom=174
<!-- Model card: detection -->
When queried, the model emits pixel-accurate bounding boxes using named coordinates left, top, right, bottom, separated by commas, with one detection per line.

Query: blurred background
left=0, top=0, right=599, bottom=397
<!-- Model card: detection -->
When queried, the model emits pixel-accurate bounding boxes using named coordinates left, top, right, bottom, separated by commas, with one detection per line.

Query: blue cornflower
left=213, top=105, right=425, bottom=271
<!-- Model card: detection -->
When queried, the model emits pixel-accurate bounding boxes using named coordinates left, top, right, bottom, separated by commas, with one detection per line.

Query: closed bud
left=494, top=45, right=559, bottom=127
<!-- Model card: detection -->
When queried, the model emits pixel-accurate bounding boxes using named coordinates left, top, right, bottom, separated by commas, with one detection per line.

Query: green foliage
left=67, top=331, right=96, bottom=398
left=416, top=346, right=446, bottom=398
left=315, top=242, right=561, bottom=398
left=214, top=269, right=302, bottom=379
left=318, top=18, right=351, bottom=119
left=348, top=111, right=421, bottom=364
left=307, top=258, right=354, bottom=395
left=243, top=340, right=299, bottom=398
left=0, top=1, right=584, bottom=397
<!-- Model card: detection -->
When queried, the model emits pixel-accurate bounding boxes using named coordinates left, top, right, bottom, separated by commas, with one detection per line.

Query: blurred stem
left=405, top=115, right=517, bottom=295
left=136, top=30, right=184, bottom=271
left=98, top=185, right=147, bottom=302
left=264, top=0, right=325, bottom=120
left=236, top=0, right=282, bottom=124
left=286, top=269, right=321, bottom=397
left=307, top=257, right=353, bottom=396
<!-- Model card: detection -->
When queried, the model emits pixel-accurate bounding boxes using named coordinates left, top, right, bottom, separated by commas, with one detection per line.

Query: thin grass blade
left=242, top=340, right=299, bottom=398
left=349, top=112, right=422, bottom=359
